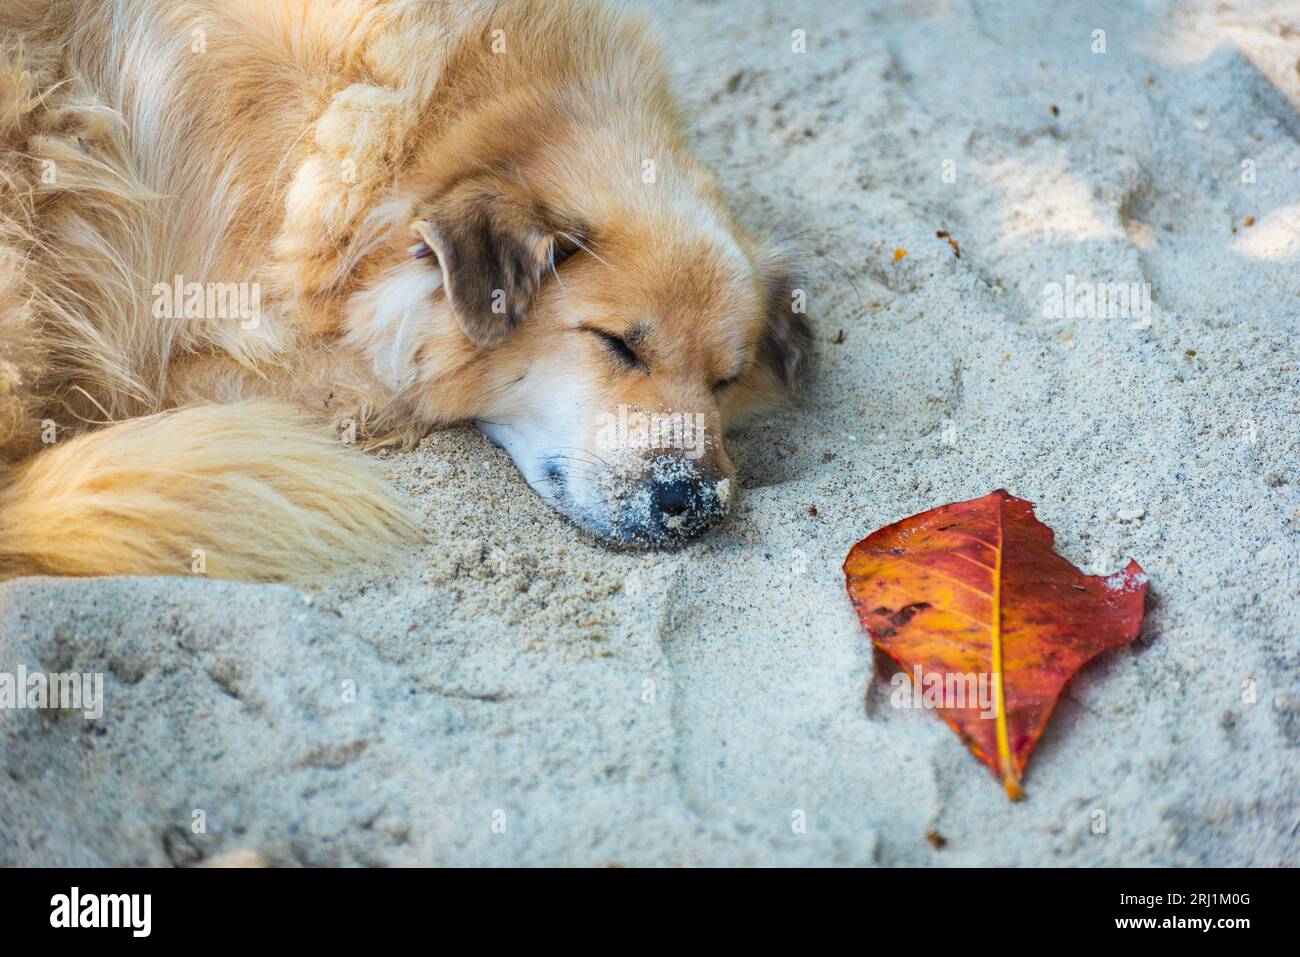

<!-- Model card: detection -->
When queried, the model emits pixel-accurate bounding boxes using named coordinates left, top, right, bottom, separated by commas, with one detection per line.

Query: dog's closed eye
left=584, top=326, right=647, bottom=372
left=712, top=375, right=740, bottom=394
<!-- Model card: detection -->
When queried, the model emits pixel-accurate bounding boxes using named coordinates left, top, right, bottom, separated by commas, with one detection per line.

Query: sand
left=2, top=0, right=1298, bottom=866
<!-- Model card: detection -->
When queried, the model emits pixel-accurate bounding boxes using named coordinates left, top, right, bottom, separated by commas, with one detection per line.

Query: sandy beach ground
left=2, top=0, right=1298, bottom=866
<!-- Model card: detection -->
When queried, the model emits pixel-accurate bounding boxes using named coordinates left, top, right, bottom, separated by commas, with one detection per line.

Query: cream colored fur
left=0, top=21, right=422, bottom=581
left=0, top=0, right=807, bottom=578
left=0, top=402, right=419, bottom=580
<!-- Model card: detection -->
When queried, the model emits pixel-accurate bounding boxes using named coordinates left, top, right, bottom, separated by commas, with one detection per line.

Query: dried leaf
left=843, top=489, right=1148, bottom=799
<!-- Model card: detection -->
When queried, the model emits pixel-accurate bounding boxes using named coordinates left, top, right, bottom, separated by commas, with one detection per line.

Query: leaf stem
left=991, top=500, right=1024, bottom=800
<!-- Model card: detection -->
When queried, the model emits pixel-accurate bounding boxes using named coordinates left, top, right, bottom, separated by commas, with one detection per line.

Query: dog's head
left=347, top=170, right=811, bottom=548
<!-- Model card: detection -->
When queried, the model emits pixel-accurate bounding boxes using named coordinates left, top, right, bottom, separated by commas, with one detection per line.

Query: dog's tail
left=0, top=402, right=423, bottom=581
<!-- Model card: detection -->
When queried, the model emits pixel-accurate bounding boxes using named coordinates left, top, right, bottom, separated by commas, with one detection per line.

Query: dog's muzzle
left=599, top=456, right=733, bottom=548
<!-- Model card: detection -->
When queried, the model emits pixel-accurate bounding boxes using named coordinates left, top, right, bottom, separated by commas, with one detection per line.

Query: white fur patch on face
left=474, top=355, right=733, bottom=546
left=476, top=356, right=596, bottom=499
left=344, top=259, right=444, bottom=392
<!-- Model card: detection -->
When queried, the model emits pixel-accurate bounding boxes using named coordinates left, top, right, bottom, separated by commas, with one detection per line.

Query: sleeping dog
left=0, top=0, right=810, bottom=580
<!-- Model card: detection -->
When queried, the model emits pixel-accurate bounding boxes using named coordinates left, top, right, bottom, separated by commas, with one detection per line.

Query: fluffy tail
left=0, top=402, right=422, bottom=581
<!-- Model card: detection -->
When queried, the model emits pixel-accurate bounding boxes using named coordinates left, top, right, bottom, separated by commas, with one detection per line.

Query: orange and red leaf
left=843, top=489, right=1148, bottom=799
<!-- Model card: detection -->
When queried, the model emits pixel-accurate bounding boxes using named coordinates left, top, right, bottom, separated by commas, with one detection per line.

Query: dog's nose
left=655, top=479, right=693, bottom=518
left=649, top=475, right=728, bottom=540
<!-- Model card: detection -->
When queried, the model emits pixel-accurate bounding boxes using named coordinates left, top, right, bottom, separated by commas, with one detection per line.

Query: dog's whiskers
left=553, top=446, right=613, bottom=469
left=549, top=452, right=610, bottom=481
left=548, top=243, right=567, bottom=290
left=558, top=231, right=612, bottom=270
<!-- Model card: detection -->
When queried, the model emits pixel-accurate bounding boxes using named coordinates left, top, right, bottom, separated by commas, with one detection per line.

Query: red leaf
left=843, top=490, right=1148, bottom=799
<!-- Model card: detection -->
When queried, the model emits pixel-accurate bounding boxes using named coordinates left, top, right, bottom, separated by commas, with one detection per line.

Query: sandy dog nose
left=650, top=475, right=728, bottom=540
left=654, top=479, right=693, bottom=518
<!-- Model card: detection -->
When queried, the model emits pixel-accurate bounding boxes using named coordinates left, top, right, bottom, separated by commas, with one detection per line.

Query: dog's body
left=0, top=0, right=808, bottom=580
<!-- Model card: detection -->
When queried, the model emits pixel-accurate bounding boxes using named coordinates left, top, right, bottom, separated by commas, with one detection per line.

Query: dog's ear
left=756, top=254, right=813, bottom=391
left=412, top=176, right=561, bottom=348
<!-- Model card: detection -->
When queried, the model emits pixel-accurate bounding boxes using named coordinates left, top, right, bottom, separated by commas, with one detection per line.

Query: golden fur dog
left=0, top=0, right=810, bottom=581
